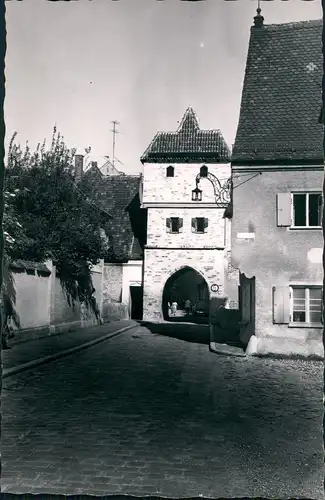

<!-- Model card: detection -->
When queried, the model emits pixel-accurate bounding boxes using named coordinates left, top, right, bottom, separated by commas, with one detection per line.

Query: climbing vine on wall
left=4, top=129, right=108, bottom=315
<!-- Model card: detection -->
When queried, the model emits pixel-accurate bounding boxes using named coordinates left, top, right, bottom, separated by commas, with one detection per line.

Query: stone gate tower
left=140, top=107, right=232, bottom=321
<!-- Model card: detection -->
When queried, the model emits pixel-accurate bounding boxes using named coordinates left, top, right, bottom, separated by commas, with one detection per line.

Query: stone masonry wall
left=102, top=264, right=123, bottom=303
left=143, top=248, right=227, bottom=321
left=142, top=161, right=232, bottom=322
left=142, top=163, right=231, bottom=205
left=147, top=207, right=226, bottom=248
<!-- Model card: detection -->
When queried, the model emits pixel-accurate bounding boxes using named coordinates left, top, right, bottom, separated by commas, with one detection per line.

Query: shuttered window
left=273, top=285, right=323, bottom=325
left=166, top=217, right=182, bottom=233
left=191, top=217, right=208, bottom=233
left=291, top=286, right=322, bottom=324
left=277, top=192, right=322, bottom=228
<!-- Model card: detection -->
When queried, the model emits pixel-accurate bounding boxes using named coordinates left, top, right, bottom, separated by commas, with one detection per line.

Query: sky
left=5, top=0, right=322, bottom=174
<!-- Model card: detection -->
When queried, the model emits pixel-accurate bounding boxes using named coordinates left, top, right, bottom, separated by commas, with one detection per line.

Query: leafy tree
left=1, top=148, right=29, bottom=346
left=5, top=128, right=109, bottom=318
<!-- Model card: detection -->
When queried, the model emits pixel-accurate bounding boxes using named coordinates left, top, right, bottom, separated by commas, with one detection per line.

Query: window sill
left=288, top=322, right=323, bottom=329
left=289, top=226, right=322, bottom=231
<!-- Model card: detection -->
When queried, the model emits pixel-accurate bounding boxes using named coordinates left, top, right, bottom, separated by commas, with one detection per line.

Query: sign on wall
left=210, top=284, right=219, bottom=293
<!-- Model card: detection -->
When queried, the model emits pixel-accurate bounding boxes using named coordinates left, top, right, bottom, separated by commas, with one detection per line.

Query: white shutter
left=178, top=218, right=183, bottom=233
left=191, top=218, right=197, bottom=233
left=166, top=218, right=171, bottom=233
left=276, top=193, right=292, bottom=227
left=272, top=286, right=291, bottom=324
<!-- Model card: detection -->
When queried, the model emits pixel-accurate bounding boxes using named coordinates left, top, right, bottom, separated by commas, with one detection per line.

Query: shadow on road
left=165, top=314, right=209, bottom=324
left=139, top=320, right=210, bottom=345
left=139, top=317, right=244, bottom=348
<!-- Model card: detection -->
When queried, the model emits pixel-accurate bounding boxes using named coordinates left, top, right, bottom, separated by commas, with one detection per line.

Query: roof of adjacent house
left=10, top=260, right=51, bottom=275
left=141, top=107, right=231, bottom=163
left=99, top=158, right=125, bottom=176
left=232, top=18, right=323, bottom=165
left=83, top=167, right=144, bottom=262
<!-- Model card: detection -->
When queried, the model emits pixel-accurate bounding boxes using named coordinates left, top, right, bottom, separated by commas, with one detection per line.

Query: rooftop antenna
left=110, top=120, right=120, bottom=168
left=115, top=157, right=125, bottom=166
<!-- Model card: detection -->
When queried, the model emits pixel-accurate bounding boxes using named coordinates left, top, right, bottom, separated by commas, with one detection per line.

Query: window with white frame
left=291, top=286, right=322, bottom=324
left=292, top=192, right=322, bottom=228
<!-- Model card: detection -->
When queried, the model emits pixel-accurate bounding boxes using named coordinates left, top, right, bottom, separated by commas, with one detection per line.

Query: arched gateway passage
left=162, top=267, right=210, bottom=323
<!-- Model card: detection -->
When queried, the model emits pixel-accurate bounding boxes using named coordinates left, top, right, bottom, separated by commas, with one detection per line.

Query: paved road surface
left=2, top=323, right=324, bottom=498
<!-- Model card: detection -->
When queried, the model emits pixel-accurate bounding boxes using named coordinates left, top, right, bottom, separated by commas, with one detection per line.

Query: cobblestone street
left=2, top=323, right=324, bottom=498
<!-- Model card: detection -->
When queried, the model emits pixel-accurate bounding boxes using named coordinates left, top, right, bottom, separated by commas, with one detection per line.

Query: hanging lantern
left=192, top=186, right=202, bottom=201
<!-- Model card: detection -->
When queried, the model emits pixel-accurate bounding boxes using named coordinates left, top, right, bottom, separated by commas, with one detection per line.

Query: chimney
left=253, top=7, right=264, bottom=28
left=91, top=161, right=98, bottom=169
left=74, top=154, right=84, bottom=183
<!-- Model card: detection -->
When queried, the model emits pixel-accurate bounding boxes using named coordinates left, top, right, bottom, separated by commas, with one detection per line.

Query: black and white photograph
left=1, top=0, right=324, bottom=497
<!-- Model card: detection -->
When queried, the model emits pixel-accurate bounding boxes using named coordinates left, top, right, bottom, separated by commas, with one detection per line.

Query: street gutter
left=3, top=324, right=136, bottom=378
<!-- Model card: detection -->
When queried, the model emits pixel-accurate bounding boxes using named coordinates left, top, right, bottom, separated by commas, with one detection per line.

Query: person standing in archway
left=171, top=300, right=178, bottom=316
left=185, top=299, right=191, bottom=316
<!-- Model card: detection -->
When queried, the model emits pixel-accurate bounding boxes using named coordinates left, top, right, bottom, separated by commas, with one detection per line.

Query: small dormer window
left=166, top=166, right=174, bottom=177
left=200, top=165, right=208, bottom=178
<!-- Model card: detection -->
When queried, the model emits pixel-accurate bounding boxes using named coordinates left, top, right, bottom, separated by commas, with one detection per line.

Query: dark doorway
left=130, top=286, right=143, bottom=320
left=162, top=267, right=209, bottom=323
left=238, top=273, right=256, bottom=346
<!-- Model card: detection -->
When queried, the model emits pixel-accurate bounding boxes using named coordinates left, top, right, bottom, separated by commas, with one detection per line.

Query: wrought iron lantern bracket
left=193, top=171, right=233, bottom=207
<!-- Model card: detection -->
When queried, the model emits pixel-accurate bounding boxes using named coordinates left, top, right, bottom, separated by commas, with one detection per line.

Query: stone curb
left=3, top=324, right=136, bottom=379
left=250, top=352, right=324, bottom=361
left=209, top=341, right=247, bottom=357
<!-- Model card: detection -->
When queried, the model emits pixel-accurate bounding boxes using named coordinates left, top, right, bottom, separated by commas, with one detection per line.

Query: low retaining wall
left=10, top=319, right=99, bottom=345
left=10, top=302, right=129, bottom=345
left=102, top=301, right=129, bottom=322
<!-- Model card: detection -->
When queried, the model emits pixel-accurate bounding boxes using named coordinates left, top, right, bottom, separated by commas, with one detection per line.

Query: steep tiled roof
left=141, top=107, right=231, bottom=163
left=232, top=18, right=323, bottom=165
left=83, top=168, right=143, bottom=262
